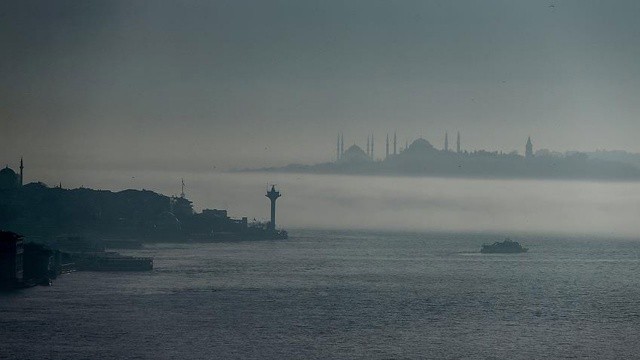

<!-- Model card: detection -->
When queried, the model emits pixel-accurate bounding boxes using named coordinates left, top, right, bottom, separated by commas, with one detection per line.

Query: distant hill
left=584, top=150, right=640, bottom=169
left=0, top=183, right=252, bottom=239
left=248, top=139, right=640, bottom=181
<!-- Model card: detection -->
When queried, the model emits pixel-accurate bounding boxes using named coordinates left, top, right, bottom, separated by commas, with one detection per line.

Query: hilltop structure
left=256, top=132, right=640, bottom=180
left=0, top=158, right=23, bottom=190
left=526, top=136, right=534, bottom=158
left=339, top=144, right=371, bottom=164
left=335, top=133, right=451, bottom=163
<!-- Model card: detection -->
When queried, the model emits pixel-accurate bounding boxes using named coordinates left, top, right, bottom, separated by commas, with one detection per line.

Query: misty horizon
left=6, top=132, right=640, bottom=179
left=3, top=0, right=640, bottom=175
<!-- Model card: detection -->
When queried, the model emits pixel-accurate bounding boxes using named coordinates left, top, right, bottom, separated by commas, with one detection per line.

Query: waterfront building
left=0, top=231, right=24, bottom=286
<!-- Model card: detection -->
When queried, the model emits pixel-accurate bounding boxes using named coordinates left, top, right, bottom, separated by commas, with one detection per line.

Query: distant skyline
left=3, top=0, right=640, bottom=181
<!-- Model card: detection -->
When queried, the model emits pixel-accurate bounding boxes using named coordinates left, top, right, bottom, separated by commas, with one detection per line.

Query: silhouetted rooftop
left=341, top=144, right=371, bottom=163
left=406, top=138, right=435, bottom=152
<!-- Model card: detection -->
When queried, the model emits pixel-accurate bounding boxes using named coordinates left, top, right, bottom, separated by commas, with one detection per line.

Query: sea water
left=2, top=230, right=640, bottom=359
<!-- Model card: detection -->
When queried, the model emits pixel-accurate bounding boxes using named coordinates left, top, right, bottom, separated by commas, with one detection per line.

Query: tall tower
left=366, top=136, right=370, bottom=157
left=266, top=185, right=281, bottom=231
left=19, top=157, right=23, bottom=186
left=180, top=178, right=186, bottom=198
left=526, top=136, right=533, bottom=158
left=444, top=132, right=449, bottom=152
left=456, top=131, right=461, bottom=153
left=393, top=132, right=397, bottom=155
left=385, top=134, right=390, bottom=159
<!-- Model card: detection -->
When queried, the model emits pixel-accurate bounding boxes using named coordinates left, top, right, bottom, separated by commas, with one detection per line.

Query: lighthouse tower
left=266, top=185, right=281, bottom=231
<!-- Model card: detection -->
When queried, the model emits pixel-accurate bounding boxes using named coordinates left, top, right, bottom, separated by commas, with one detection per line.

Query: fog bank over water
left=41, top=171, right=640, bottom=237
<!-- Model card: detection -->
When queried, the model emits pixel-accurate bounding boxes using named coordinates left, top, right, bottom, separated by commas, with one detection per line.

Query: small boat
left=481, top=238, right=528, bottom=254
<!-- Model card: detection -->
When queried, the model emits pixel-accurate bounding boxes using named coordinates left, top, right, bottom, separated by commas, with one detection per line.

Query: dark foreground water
left=2, top=230, right=640, bottom=359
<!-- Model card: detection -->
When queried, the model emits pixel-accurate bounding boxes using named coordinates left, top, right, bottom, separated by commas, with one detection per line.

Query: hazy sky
left=2, top=0, right=640, bottom=177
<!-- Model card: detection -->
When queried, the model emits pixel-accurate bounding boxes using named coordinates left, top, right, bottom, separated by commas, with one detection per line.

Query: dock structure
left=0, top=231, right=24, bottom=287
left=265, top=185, right=281, bottom=231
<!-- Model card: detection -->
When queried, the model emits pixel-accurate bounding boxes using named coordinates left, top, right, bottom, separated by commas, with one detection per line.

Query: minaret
left=180, top=178, right=185, bottom=198
left=444, top=132, right=449, bottom=152
left=370, top=133, right=374, bottom=160
left=456, top=131, right=461, bottom=153
left=385, top=134, right=390, bottom=159
left=265, top=185, right=281, bottom=231
left=19, top=157, right=23, bottom=186
left=393, top=132, right=397, bottom=155
left=526, top=136, right=533, bottom=158
left=366, top=136, right=370, bottom=157
left=336, top=134, right=341, bottom=161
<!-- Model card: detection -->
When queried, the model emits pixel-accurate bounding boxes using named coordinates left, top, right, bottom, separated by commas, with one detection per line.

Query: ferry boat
left=73, top=252, right=153, bottom=271
left=481, top=238, right=528, bottom=254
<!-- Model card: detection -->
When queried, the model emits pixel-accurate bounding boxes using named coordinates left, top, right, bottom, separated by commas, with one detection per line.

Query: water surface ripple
left=2, top=230, right=640, bottom=359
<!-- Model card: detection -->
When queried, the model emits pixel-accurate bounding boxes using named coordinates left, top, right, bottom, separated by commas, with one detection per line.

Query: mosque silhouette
left=0, top=158, right=23, bottom=190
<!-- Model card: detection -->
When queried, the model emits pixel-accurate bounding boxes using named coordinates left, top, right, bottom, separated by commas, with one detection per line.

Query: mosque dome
left=341, top=144, right=371, bottom=163
left=406, top=138, right=435, bottom=153
left=0, top=166, right=16, bottom=177
left=0, top=166, right=19, bottom=190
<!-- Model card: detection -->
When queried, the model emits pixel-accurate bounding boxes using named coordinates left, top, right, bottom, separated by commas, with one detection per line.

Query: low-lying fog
left=43, top=170, right=640, bottom=237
